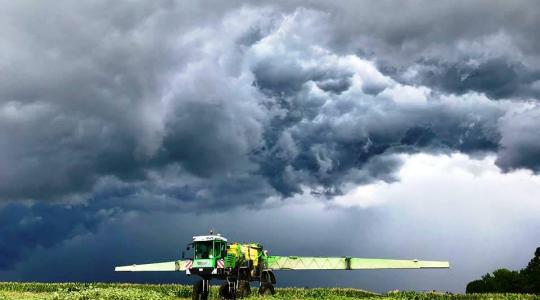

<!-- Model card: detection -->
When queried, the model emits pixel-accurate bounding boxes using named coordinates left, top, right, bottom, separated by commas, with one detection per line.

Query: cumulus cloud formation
left=2, top=3, right=537, bottom=203
left=1, top=0, right=540, bottom=288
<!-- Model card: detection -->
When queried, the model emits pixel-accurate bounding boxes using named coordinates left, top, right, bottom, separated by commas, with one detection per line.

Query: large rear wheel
left=219, top=282, right=232, bottom=300
left=237, top=280, right=251, bottom=298
left=258, top=282, right=275, bottom=296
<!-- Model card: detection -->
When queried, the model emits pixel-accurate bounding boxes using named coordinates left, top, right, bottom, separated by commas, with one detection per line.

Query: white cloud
left=379, top=84, right=430, bottom=105
left=332, top=153, right=540, bottom=219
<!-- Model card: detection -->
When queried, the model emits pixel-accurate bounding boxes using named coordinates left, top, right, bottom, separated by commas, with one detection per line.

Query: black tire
left=192, top=280, right=201, bottom=300
left=193, top=280, right=209, bottom=300
left=219, top=283, right=232, bottom=300
left=238, top=280, right=251, bottom=298
left=258, top=282, right=275, bottom=296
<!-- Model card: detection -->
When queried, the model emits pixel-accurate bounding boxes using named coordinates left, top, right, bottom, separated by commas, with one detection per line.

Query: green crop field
left=0, top=282, right=538, bottom=300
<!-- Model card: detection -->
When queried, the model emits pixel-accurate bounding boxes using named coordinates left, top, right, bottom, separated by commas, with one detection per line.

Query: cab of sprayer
left=184, top=234, right=228, bottom=269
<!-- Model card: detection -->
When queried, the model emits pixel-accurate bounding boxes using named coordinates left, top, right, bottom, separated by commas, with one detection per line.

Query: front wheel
left=258, top=282, right=275, bottom=296
left=219, top=282, right=232, bottom=300
left=193, top=280, right=209, bottom=300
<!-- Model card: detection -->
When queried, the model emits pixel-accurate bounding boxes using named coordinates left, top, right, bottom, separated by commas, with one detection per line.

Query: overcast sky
left=1, top=0, right=540, bottom=293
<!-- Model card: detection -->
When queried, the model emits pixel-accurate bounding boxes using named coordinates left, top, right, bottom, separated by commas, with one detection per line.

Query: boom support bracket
left=345, top=257, right=352, bottom=270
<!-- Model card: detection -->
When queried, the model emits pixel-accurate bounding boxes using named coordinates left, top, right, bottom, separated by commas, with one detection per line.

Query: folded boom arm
left=114, top=260, right=188, bottom=272
left=266, top=256, right=449, bottom=270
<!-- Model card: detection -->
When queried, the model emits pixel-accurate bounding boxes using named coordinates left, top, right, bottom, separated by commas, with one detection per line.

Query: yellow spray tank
left=226, top=242, right=261, bottom=269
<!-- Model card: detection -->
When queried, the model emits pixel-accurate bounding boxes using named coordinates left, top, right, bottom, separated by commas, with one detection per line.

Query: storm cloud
left=1, top=3, right=530, bottom=203
left=1, top=0, right=540, bottom=291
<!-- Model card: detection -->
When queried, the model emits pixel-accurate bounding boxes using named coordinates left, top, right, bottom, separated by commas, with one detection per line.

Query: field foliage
left=0, top=282, right=539, bottom=300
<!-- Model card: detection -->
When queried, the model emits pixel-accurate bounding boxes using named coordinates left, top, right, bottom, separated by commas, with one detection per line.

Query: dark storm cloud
left=0, top=202, right=105, bottom=269
left=0, top=0, right=267, bottom=202
left=1, top=0, right=540, bottom=274
left=496, top=107, right=540, bottom=172
left=1, top=0, right=539, bottom=204
left=321, top=0, right=540, bottom=64
left=403, top=58, right=540, bottom=100
left=310, top=1, right=540, bottom=101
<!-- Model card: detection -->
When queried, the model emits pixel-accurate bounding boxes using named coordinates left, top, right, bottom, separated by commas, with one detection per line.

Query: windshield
left=194, top=241, right=213, bottom=259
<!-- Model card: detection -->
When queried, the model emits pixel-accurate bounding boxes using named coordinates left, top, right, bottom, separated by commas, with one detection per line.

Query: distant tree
left=466, top=269, right=521, bottom=293
left=491, top=269, right=522, bottom=293
left=466, top=279, right=489, bottom=293
left=521, top=247, right=540, bottom=293
left=466, top=247, right=539, bottom=294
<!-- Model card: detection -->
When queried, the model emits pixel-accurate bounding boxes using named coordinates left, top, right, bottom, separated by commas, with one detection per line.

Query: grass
left=0, top=282, right=538, bottom=299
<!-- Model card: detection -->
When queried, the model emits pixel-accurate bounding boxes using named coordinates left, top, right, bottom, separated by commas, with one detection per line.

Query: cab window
left=194, top=241, right=212, bottom=259
left=215, top=241, right=226, bottom=258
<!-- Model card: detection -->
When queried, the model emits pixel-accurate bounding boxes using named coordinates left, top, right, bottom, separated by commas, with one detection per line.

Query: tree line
left=466, top=247, right=540, bottom=294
